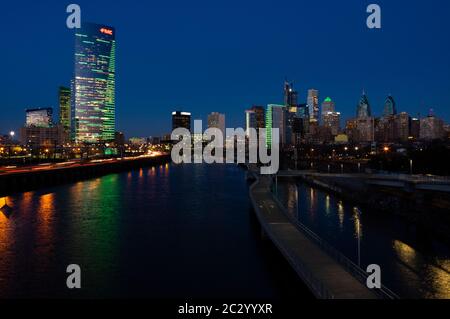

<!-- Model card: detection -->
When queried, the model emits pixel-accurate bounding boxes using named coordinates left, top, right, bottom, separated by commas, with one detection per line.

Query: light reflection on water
left=0, top=164, right=310, bottom=299
left=278, top=182, right=450, bottom=299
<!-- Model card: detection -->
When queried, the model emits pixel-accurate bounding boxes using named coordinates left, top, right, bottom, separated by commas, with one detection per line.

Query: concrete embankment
left=0, top=155, right=171, bottom=196
left=248, top=171, right=383, bottom=299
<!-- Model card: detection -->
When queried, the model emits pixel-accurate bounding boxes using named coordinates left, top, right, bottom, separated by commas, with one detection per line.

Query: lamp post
left=9, top=131, right=15, bottom=159
left=410, top=159, right=413, bottom=175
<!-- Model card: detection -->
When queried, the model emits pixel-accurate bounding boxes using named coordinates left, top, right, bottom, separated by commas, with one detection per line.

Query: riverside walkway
left=248, top=169, right=387, bottom=299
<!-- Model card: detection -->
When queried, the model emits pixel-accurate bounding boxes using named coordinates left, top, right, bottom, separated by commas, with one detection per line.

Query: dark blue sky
left=1, top=0, right=449, bottom=137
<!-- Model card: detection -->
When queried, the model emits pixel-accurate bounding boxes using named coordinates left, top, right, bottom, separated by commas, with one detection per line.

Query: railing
left=248, top=174, right=335, bottom=299
left=270, top=182, right=399, bottom=299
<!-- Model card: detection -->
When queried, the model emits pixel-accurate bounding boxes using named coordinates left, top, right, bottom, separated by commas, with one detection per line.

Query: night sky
left=1, top=0, right=449, bottom=137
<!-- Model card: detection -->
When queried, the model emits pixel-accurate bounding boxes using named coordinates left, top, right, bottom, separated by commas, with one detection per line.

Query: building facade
left=321, top=97, right=335, bottom=114
left=172, top=111, right=191, bottom=131
left=284, top=81, right=298, bottom=107
left=266, top=104, right=285, bottom=148
left=420, top=115, right=445, bottom=140
left=307, top=89, right=319, bottom=123
left=207, top=112, right=226, bottom=134
left=26, top=108, right=53, bottom=128
left=383, top=95, right=397, bottom=117
left=322, top=111, right=341, bottom=136
left=357, top=91, right=372, bottom=118
left=245, top=110, right=256, bottom=137
left=59, top=86, right=71, bottom=141
left=72, top=23, right=116, bottom=143
left=20, top=125, right=65, bottom=147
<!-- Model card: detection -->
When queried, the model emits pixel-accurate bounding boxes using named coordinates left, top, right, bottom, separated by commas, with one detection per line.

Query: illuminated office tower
left=285, top=108, right=298, bottom=145
left=26, top=108, right=53, bottom=128
left=295, top=103, right=309, bottom=137
left=322, top=111, right=341, bottom=136
left=284, top=81, right=298, bottom=107
left=58, top=86, right=71, bottom=135
left=72, top=23, right=116, bottom=143
left=307, top=89, right=319, bottom=123
left=245, top=110, right=256, bottom=137
left=321, top=97, right=335, bottom=113
left=208, top=112, right=226, bottom=143
left=420, top=111, right=445, bottom=140
left=410, top=117, right=420, bottom=139
left=266, top=104, right=286, bottom=148
left=207, top=112, right=226, bottom=135
left=395, top=112, right=411, bottom=142
left=357, top=90, right=372, bottom=118
left=383, top=95, right=397, bottom=117
left=319, top=97, right=339, bottom=137
left=250, top=106, right=265, bottom=130
left=172, top=111, right=191, bottom=131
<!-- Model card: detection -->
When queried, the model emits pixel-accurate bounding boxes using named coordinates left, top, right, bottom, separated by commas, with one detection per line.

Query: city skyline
left=1, top=0, right=450, bottom=137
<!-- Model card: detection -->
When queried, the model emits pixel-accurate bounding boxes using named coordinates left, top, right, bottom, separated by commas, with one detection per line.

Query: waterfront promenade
left=248, top=168, right=382, bottom=299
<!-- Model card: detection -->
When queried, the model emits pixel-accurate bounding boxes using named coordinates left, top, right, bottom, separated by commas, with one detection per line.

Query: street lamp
left=8, top=131, right=15, bottom=159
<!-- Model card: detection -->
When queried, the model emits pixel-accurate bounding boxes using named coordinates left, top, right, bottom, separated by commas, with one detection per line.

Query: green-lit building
left=72, top=22, right=116, bottom=143
left=58, top=86, right=71, bottom=135
left=265, top=104, right=285, bottom=148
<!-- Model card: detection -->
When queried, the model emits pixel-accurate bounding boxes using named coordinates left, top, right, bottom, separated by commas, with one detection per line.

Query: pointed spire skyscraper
left=356, top=90, right=372, bottom=118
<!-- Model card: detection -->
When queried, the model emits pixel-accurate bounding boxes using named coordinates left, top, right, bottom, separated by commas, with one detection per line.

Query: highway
left=0, top=152, right=168, bottom=176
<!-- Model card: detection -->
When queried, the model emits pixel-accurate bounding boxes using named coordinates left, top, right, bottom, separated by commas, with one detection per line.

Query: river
left=277, top=181, right=450, bottom=299
left=0, top=163, right=312, bottom=299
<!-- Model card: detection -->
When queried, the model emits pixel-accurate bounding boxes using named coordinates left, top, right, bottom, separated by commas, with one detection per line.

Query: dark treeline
left=369, top=140, right=450, bottom=176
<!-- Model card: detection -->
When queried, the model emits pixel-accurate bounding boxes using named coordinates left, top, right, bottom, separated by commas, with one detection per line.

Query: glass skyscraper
left=383, top=95, right=397, bottom=117
left=58, top=86, right=71, bottom=134
left=307, top=89, right=319, bottom=123
left=72, top=23, right=116, bottom=143
left=284, top=81, right=298, bottom=107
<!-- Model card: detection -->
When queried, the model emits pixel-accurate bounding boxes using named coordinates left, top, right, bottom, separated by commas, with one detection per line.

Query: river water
left=277, top=181, right=450, bottom=299
left=0, top=163, right=312, bottom=299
